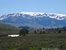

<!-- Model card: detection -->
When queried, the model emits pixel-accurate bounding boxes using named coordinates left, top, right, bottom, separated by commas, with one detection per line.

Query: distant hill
left=0, top=23, right=19, bottom=35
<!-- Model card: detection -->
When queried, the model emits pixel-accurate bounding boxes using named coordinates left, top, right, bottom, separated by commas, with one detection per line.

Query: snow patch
left=8, top=34, right=19, bottom=37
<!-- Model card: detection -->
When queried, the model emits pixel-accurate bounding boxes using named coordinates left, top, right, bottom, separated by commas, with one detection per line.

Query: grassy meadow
left=0, top=23, right=66, bottom=50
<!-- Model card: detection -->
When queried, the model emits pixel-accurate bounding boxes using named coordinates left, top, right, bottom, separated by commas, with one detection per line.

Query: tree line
left=19, top=26, right=66, bottom=36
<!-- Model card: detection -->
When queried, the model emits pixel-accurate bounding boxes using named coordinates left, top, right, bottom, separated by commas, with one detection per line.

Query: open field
left=0, top=23, right=66, bottom=50
left=0, top=34, right=66, bottom=50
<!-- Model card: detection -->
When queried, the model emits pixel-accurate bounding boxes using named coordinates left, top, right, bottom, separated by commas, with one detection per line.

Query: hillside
left=0, top=23, right=19, bottom=35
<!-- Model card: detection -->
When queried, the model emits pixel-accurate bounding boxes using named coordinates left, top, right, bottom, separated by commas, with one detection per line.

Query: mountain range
left=0, top=12, right=66, bottom=28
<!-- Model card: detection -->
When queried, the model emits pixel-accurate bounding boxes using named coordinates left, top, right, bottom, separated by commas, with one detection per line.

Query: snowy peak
left=47, top=13, right=66, bottom=20
left=18, top=12, right=44, bottom=16
left=0, top=12, right=66, bottom=20
left=0, top=12, right=66, bottom=28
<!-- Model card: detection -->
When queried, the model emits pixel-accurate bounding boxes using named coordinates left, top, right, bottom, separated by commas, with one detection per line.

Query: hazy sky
left=0, top=0, right=66, bottom=15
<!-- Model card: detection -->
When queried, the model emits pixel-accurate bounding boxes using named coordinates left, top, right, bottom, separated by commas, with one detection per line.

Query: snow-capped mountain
left=0, top=12, right=66, bottom=28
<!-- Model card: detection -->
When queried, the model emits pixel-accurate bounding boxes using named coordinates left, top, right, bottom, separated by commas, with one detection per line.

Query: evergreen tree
left=19, top=28, right=28, bottom=36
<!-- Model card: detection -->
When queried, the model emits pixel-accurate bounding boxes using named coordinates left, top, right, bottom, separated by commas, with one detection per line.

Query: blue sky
left=0, top=0, right=66, bottom=15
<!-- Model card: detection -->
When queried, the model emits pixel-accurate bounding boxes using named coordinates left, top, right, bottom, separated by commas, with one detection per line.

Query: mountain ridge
left=0, top=12, right=66, bottom=28
left=0, top=12, right=66, bottom=20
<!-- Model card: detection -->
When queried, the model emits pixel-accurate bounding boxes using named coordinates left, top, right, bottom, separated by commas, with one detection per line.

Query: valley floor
left=0, top=34, right=66, bottom=50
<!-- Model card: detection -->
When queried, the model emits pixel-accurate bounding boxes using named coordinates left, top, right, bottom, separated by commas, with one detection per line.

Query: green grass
left=0, top=34, right=66, bottom=49
left=0, top=23, right=19, bottom=35
left=0, top=23, right=66, bottom=50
